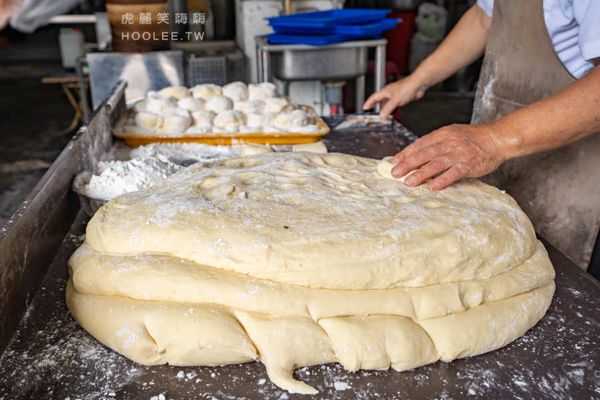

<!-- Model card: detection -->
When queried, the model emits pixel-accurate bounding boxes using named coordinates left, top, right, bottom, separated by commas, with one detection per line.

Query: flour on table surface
left=130, top=143, right=242, bottom=165
left=83, top=156, right=181, bottom=201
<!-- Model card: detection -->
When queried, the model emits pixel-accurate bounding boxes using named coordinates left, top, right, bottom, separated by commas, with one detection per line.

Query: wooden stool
left=41, top=75, right=89, bottom=132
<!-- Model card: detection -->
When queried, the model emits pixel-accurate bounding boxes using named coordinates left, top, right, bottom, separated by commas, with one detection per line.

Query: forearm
left=411, top=4, right=492, bottom=89
left=489, top=66, right=600, bottom=160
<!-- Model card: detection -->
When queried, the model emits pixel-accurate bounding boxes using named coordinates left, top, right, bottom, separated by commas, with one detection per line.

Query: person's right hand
left=363, top=76, right=428, bottom=119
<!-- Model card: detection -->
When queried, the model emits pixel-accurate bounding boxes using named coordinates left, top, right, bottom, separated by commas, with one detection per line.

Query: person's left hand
left=390, top=124, right=506, bottom=190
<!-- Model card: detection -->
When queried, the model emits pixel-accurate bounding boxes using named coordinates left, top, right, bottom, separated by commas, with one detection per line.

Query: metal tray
left=271, top=45, right=368, bottom=81
left=113, top=109, right=331, bottom=146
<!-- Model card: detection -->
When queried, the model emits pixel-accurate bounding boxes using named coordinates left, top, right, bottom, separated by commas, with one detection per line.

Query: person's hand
left=390, top=124, right=506, bottom=190
left=363, top=76, right=428, bottom=119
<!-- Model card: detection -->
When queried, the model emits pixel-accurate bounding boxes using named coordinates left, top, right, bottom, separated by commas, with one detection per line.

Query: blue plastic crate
left=267, top=18, right=400, bottom=46
left=334, top=18, right=400, bottom=37
left=267, top=33, right=352, bottom=46
left=268, top=9, right=391, bottom=35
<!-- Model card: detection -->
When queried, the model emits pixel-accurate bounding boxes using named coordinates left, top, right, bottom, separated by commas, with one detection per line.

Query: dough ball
left=146, top=94, right=177, bottom=114
left=161, top=110, right=192, bottom=134
left=291, top=124, right=321, bottom=134
left=222, top=81, right=249, bottom=102
left=185, top=126, right=211, bottom=135
left=376, top=157, right=416, bottom=183
left=135, top=112, right=160, bottom=130
left=191, top=110, right=215, bottom=128
left=213, top=110, right=246, bottom=131
left=158, top=86, right=191, bottom=100
left=178, top=97, right=206, bottom=112
left=206, top=95, right=234, bottom=113
left=133, top=99, right=147, bottom=113
left=234, top=100, right=265, bottom=115
left=297, top=104, right=319, bottom=118
left=249, top=82, right=277, bottom=101
left=192, top=84, right=223, bottom=101
left=264, top=97, right=290, bottom=113
left=246, top=112, right=265, bottom=128
left=273, top=109, right=309, bottom=130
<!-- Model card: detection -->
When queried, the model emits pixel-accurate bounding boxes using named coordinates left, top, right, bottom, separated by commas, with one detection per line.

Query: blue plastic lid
left=267, top=33, right=354, bottom=46
left=269, top=18, right=401, bottom=39
left=267, top=9, right=391, bottom=29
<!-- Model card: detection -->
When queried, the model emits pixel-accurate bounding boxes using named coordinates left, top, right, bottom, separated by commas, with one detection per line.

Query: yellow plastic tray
left=113, top=111, right=330, bottom=147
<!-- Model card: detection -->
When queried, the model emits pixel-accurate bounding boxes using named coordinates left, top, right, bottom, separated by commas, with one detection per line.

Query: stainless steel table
left=256, top=37, right=387, bottom=112
left=0, top=92, right=598, bottom=398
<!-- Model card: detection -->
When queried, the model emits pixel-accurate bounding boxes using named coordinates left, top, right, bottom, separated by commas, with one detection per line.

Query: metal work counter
left=0, top=88, right=599, bottom=399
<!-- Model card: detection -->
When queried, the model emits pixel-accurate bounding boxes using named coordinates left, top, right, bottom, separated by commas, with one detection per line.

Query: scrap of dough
left=377, top=156, right=415, bottom=183
left=69, top=152, right=556, bottom=394
left=292, top=141, right=327, bottom=154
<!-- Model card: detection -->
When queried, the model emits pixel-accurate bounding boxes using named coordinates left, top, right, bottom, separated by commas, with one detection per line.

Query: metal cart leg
left=355, top=75, right=365, bottom=112
left=374, top=43, right=387, bottom=113
left=374, top=43, right=386, bottom=91
left=61, top=83, right=82, bottom=132
left=76, top=56, right=90, bottom=123
left=261, top=49, right=271, bottom=83
left=256, top=46, right=263, bottom=83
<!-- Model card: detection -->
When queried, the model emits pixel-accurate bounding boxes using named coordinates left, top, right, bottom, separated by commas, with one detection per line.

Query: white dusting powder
left=81, top=143, right=272, bottom=201
left=334, top=380, right=351, bottom=391
left=84, top=156, right=181, bottom=201
left=130, top=143, right=242, bottom=165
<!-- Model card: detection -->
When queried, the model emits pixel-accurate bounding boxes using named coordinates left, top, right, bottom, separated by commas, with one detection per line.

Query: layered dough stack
left=127, top=82, right=321, bottom=137
left=67, top=153, right=555, bottom=394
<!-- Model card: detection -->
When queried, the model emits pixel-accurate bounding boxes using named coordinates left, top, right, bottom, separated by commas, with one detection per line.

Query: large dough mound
left=86, top=152, right=537, bottom=289
left=68, top=152, right=555, bottom=394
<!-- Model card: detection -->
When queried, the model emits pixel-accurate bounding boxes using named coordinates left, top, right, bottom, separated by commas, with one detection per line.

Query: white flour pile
left=83, top=144, right=252, bottom=201
left=84, top=156, right=181, bottom=201
left=130, top=143, right=242, bottom=165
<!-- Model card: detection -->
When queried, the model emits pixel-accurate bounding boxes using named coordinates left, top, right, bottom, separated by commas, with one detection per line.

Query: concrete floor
left=0, top=63, right=75, bottom=226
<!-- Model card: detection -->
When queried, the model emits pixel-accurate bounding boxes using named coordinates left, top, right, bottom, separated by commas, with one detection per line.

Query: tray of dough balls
left=114, top=82, right=330, bottom=146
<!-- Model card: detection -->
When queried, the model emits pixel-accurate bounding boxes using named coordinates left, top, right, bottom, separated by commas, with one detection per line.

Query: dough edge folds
left=67, top=281, right=555, bottom=394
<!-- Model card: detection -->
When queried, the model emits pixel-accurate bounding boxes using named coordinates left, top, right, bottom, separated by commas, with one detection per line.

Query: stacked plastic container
left=267, top=9, right=401, bottom=46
